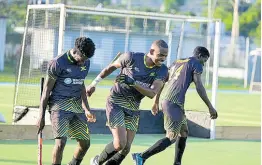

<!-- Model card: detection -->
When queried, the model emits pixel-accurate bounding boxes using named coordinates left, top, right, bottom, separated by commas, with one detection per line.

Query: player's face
left=75, top=54, right=88, bottom=66
left=199, top=55, right=209, bottom=66
left=151, top=47, right=168, bottom=66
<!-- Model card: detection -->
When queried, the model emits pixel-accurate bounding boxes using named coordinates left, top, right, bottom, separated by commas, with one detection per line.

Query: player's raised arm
left=86, top=52, right=129, bottom=96
left=36, top=61, right=58, bottom=132
left=193, top=73, right=218, bottom=119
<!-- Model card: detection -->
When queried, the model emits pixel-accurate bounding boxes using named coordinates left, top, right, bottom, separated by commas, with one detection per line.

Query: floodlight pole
left=210, top=21, right=220, bottom=140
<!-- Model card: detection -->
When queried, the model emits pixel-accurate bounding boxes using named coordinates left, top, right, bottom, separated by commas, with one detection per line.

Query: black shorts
left=161, top=100, right=187, bottom=134
left=106, top=99, right=140, bottom=132
left=50, top=110, right=90, bottom=140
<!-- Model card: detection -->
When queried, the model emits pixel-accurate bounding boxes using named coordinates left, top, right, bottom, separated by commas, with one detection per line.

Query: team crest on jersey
left=80, top=66, right=86, bottom=71
left=134, top=67, right=140, bottom=72
left=150, top=72, right=156, bottom=76
left=66, top=68, right=72, bottom=73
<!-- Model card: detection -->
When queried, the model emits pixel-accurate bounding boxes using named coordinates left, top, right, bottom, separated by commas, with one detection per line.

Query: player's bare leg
left=68, top=139, right=90, bottom=165
left=174, top=124, right=188, bottom=165
left=132, top=131, right=177, bottom=165
left=52, top=137, right=67, bottom=165
left=91, top=126, right=127, bottom=165
left=106, top=129, right=136, bottom=164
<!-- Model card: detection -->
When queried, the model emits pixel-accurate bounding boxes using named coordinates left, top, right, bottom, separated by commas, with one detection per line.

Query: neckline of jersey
left=143, top=55, right=155, bottom=69
left=66, top=51, right=77, bottom=64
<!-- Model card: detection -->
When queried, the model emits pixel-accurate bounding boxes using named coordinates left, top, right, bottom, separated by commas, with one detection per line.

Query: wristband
left=90, top=76, right=102, bottom=87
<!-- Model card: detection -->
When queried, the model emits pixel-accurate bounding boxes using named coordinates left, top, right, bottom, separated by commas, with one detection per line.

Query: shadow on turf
left=0, top=159, right=50, bottom=164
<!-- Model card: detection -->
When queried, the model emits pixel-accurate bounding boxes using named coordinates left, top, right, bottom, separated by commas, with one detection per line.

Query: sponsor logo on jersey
left=135, top=81, right=151, bottom=88
left=64, top=78, right=84, bottom=85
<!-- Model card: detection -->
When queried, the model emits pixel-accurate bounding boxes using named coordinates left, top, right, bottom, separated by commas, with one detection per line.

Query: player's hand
left=151, top=103, right=159, bottom=116
left=116, top=74, right=135, bottom=86
left=36, top=117, right=45, bottom=134
left=85, top=111, right=96, bottom=122
left=86, top=85, right=96, bottom=97
left=209, top=107, right=218, bottom=119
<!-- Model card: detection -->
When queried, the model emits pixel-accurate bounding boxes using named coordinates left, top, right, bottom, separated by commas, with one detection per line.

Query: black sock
left=105, top=153, right=126, bottom=165
left=52, top=164, right=61, bottom=165
left=98, top=142, right=118, bottom=164
left=68, top=156, right=82, bottom=165
left=141, top=137, right=172, bottom=160
left=174, top=137, right=187, bottom=164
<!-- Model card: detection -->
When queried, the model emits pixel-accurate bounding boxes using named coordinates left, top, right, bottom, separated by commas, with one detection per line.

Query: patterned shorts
left=50, top=110, right=90, bottom=140
left=106, top=100, right=140, bottom=132
left=161, top=100, right=188, bottom=134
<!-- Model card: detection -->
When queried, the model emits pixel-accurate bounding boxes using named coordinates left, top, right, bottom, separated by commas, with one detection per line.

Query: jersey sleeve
left=118, top=52, right=134, bottom=68
left=47, top=60, right=62, bottom=80
left=193, top=61, right=203, bottom=75
left=155, top=65, right=169, bottom=82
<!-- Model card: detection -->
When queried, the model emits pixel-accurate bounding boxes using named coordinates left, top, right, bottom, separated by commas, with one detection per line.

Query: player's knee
left=113, top=139, right=127, bottom=151
left=78, top=139, right=90, bottom=151
left=55, top=137, right=67, bottom=151
left=180, top=129, right=189, bottom=137
left=120, top=144, right=131, bottom=156
left=166, top=131, right=178, bottom=143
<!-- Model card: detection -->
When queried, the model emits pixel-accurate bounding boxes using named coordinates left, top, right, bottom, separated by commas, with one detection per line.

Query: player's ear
left=149, top=49, right=154, bottom=55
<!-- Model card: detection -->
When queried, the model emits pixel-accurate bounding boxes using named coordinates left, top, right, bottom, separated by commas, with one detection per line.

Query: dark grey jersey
left=108, top=52, right=168, bottom=111
left=48, top=51, right=90, bottom=103
left=163, top=57, right=203, bottom=109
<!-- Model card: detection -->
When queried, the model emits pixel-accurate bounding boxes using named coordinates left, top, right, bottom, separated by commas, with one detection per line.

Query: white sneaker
left=90, top=155, right=99, bottom=165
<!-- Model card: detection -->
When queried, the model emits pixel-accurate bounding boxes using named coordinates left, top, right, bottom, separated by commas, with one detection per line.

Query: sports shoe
left=131, top=153, right=144, bottom=165
left=90, top=155, right=99, bottom=165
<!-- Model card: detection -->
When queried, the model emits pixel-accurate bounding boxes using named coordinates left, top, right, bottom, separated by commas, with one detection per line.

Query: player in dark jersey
left=36, top=37, right=96, bottom=165
left=132, top=46, right=218, bottom=165
left=87, top=40, right=169, bottom=165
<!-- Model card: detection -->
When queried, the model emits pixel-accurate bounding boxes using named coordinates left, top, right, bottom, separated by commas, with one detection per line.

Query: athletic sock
left=68, top=156, right=82, bottom=165
left=105, top=153, right=126, bottom=165
left=174, top=137, right=187, bottom=164
left=98, top=142, right=118, bottom=164
left=140, top=137, right=172, bottom=160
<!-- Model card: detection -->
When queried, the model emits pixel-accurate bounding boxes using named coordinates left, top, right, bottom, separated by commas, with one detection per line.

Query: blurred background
left=0, top=1, right=260, bottom=165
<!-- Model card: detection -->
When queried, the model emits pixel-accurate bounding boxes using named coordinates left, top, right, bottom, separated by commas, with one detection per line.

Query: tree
left=240, top=0, right=261, bottom=45
left=203, top=0, right=261, bottom=65
left=229, top=0, right=240, bottom=66
left=0, top=1, right=27, bottom=33
left=162, top=0, right=185, bottom=14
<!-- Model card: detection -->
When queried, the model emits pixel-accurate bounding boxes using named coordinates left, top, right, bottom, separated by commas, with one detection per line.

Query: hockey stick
left=38, top=77, right=44, bottom=165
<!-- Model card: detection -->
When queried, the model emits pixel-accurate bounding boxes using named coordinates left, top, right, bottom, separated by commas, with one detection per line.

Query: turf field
left=0, top=134, right=260, bottom=165
left=0, top=84, right=260, bottom=126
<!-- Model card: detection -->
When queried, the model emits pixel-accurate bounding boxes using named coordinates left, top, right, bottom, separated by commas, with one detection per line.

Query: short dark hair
left=74, top=37, right=96, bottom=58
left=154, top=39, right=168, bottom=49
left=193, top=46, right=210, bottom=58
